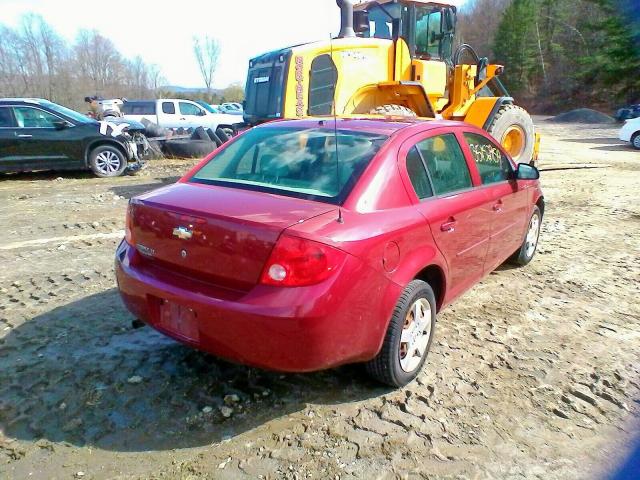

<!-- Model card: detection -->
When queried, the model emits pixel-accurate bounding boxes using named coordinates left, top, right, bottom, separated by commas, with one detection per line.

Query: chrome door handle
left=493, top=200, right=504, bottom=212
left=16, top=134, right=32, bottom=138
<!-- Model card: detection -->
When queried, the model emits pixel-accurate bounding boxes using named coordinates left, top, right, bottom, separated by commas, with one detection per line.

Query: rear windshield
left=122, top=102, right=155, bottom=115
left=189, top=126, right=388, bottom=204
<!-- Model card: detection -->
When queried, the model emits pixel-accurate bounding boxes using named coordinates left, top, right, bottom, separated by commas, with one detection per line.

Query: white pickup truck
left=121, top=99, right=243, bottom=136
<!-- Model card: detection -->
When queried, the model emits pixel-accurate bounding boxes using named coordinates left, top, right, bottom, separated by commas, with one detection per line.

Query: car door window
left=13, top=107, right=60, bottom=128
left=405, top=146, right=433, bottom=199
left=162, top=102, right=175, bottom=114
left=416, top=134, right=472, bottom=195
left=179, top=102, right=203, bottom=116
left=464, top=133, right=513, bottom=184
left=0, top=107, right=15, bottom=127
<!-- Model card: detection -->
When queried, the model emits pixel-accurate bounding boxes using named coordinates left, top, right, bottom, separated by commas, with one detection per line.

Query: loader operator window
left=415, top=7, right=451, bottom=60
left=363, top=4, right=401, bottom=40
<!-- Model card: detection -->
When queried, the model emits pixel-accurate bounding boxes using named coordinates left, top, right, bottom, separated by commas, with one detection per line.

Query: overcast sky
left=0, top=0, right=466, bottom=89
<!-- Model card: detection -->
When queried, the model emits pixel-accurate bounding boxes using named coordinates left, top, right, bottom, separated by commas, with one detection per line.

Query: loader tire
left=370, top=104, right=417, bottom=117
left=487, top=104, right=535, bottom=163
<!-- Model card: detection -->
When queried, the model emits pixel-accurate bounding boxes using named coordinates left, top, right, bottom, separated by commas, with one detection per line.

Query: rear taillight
left=260, top=235, right=346, bottom=287
left=125, top=202, right=135, bottom=246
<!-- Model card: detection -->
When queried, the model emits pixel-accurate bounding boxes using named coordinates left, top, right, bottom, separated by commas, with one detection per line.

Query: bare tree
left=193, top=36, right=220, bottom=93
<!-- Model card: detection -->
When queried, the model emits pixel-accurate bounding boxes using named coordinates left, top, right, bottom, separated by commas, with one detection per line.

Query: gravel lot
left=1, top=119, right=639, bottom=479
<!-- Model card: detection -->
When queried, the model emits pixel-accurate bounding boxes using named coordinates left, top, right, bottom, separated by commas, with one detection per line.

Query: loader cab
left=354, top=1, right=457, bottom=63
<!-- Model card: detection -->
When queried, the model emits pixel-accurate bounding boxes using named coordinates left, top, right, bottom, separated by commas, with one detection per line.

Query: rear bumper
left=115, top=240, right=401, bottom=372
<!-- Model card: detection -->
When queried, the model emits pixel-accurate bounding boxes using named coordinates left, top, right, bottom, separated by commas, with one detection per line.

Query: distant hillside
left=161, top=85, right=224, bottom=95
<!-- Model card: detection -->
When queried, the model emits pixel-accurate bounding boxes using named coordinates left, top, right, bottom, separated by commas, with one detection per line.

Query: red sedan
left=115, top=118, right=544, bottom=387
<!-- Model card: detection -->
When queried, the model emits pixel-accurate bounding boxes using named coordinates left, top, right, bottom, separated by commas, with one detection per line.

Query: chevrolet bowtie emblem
left=172, top=226, right=193, bottom=240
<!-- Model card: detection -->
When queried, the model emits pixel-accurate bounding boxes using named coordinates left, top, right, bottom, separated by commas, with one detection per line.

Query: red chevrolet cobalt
left=116, top=118, right=543, bottom=387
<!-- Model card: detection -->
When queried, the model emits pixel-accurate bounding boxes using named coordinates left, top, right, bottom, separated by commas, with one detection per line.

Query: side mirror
left=353, top=10, right=369, bottom=34
left=53, top=120, right=70, bottom=130
left=445, top=8, right=456, bottom=32
left=516, top=163, right=540, bottom=180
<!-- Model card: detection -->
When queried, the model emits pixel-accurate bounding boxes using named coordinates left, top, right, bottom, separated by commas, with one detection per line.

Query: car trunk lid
left=130, top=182, right=335, bottom=290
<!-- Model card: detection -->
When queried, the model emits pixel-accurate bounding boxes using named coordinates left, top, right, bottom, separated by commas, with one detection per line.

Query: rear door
left=461, top=132, right=529, bottom=272
left=401, top=130, right=492, bottom=300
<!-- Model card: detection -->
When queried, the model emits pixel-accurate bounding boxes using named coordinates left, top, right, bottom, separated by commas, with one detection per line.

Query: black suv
left=0, top=98, right=147, bottom=177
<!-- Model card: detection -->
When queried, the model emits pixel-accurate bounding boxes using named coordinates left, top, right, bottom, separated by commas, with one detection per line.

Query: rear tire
left=370, top=104, right=417, bottom=118
left=365, top=280, right=436, bottom=387
left=631, top=132, right=640, bottom=150
left=510, top=206, right=542, bottom=266
left=487, top=104, right=535, bottom=163
left=89, top=145, right=127, bottom=178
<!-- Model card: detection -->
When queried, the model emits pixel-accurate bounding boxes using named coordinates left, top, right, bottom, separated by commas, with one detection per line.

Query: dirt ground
left=1, top=119, right=639, bottom=480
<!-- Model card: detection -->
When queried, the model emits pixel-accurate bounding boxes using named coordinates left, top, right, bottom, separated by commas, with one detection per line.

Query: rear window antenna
left=330, top=34, right=344, bottom=224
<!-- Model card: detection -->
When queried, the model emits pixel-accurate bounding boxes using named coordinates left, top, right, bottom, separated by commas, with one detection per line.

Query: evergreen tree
left=492, top=0, right=540, bottom=95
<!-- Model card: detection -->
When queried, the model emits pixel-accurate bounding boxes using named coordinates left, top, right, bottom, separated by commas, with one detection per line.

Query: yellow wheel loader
left=243, top=0, right=538, bottom=163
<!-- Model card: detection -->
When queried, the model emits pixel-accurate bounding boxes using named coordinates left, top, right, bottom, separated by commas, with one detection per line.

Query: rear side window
left=190, top=126, right=388, bottom=204
left=405, top=147, right=433, bottom=199
left=162, top=102, right=175, bottom=114
left=464, top=133, right=513, bottom=184
left=416, top=134, right=471, bottom=195
left=0, top=107, right=15, bottom=127
left=122, top=102, right=155, bottom=115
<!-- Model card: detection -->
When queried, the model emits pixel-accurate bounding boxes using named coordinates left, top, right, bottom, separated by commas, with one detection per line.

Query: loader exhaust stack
left=336, top=0, right=356, bottom=38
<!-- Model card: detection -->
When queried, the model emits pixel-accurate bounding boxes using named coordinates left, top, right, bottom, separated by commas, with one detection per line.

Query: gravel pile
left=550, top=108, right=616, bottom=124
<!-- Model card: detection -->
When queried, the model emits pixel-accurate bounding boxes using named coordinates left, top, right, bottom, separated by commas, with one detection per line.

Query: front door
left=179, top=101, right=207, bottom=129
left=461, top=132, right=529, bottom=272
left=403, top=132, right=493, bottom=301
left=11, top=106, right=80, bottom=170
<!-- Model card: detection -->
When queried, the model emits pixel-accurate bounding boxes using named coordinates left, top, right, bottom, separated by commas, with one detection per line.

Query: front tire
left=487, top=104, right=535, bottom=163
left=510, top=206, right=542, bottom=266
left=631, top=132, right=640, bottom=150
left=89, top=145, right=127, bottom=178
left=365, top=280, right=436, bottom=387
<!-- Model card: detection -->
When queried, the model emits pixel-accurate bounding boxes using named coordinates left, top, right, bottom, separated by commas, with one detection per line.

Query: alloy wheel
left=95, top=150, right=122, bottom=175
left=525, top=212, right=541, bottom=258
left=399, top=298, right=432, bottom=373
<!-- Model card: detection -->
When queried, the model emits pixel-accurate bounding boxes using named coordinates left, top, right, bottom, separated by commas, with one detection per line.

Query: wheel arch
left=344, top=82, right=436, bottom=118
left=481, top=96, right=514, bottom=130
left=84, top=139, right=129, bottom=167
left=413, top=264, right=447, bottom=312
left=535, top=195, right=545, bottom=218
left=389, top=246, right=450, bottom=313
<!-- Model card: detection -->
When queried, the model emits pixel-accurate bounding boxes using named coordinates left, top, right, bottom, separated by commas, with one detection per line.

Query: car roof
left=0, top=98, right=49, bottom=105
left=258, top=116, right=465, bottom=136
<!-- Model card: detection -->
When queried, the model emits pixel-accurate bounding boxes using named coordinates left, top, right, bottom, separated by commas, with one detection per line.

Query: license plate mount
left=158, top=299, right=200, bottom=342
